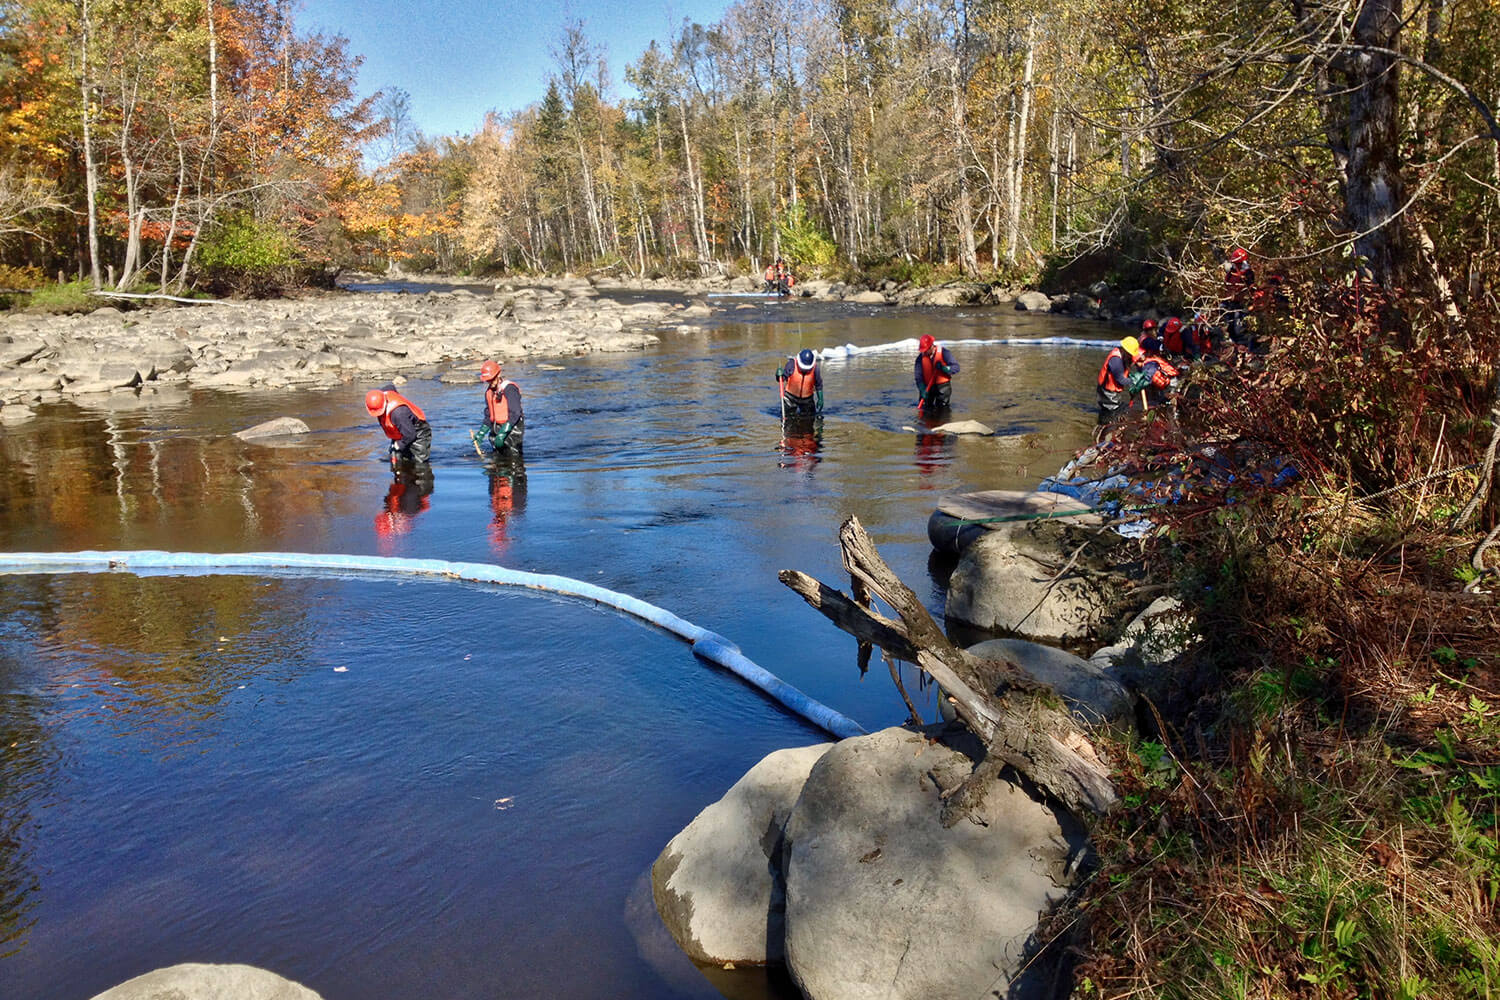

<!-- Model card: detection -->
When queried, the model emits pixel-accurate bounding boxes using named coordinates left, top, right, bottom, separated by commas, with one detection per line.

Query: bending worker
left=777, top=348, right=824, bottom=419
left=365, top=384, right=432, bottom=467
left=1096, top=336, right=1141, bottom=424
left=1133, top=336, right=1181, bottom=409
left=915, top=334, right=958, bottom=412
left=474, top=359, right=524, bottom=457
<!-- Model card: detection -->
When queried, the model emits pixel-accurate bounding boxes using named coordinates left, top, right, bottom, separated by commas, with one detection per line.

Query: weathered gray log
left=779, top=516, right=1117, bottom=818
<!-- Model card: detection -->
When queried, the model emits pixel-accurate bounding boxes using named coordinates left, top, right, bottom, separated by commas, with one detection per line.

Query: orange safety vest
left=919, top=351, right=952, bottom=388
left=765, top=265, right=777, bottom=282
left=374, top=389, right=427, bottom=441
left=1135, top=353, right=1180, bottom=389
left=1223, top=262, right=1255, bottom=302
left=484, top=379, right=517, bottom=425
left=784, top=365, right=817, bottom=398
left=1097, top=348, right=1130, bottom=392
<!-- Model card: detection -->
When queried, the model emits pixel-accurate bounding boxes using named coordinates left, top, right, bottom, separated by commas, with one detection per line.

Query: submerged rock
left=89, top=963, right=322, bottom=999
left=235, top=417, right=312, bottom=441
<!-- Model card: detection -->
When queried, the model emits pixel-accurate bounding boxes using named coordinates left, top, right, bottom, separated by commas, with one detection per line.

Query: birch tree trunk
left=78, top=0, right=102, bottom=288
left=1006, top=17, right=1037, bottom=265
left=949, top=59, right=979, bottom=275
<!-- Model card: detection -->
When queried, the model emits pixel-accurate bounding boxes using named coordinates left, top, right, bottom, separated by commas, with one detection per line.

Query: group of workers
left=763, top=258, right=796, bottom=297
left=773, top=333, right=961, bottom=421
left=370, top=246, right=1268, bottom=463
left=364, top=359, right=525, bottom=470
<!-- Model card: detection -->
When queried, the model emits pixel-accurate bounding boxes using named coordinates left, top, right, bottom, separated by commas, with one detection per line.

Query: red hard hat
left=479, top=360, right=501, bottom=382
left=1141, top=318, right=1157, bottom=331
left=1163, top=317, right=1183, bottom=334
left=364, top=389, right=386, bottom=415
left=919, top=334, right=935, bottom=352
left=1228, top=246, right=1248, bottom=263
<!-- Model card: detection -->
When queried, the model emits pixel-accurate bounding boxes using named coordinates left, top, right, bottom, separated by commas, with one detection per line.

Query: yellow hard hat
left=1121, top=336, right=1141, bottom=356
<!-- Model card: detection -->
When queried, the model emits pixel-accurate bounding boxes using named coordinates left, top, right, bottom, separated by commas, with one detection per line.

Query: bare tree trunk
left=949, top=59, right=979, bottom=275
left=1006, top=17, right=1037, bottom=265
left=1343, top=0, right=1406, bottom=285
left=779, top=517, right=1117, bottom=819
left=78, top=0, right=102, bottom=289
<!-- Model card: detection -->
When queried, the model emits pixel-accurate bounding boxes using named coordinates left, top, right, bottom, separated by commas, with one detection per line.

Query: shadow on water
left=0, top=300, right=1109, bottom=999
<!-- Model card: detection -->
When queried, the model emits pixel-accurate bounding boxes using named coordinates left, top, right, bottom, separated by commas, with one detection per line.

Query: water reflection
left=776, top=418, right=822, bottom=475
left=486, top=459, right=528, bottom=555
left=373, top=467, right=434, bottom=546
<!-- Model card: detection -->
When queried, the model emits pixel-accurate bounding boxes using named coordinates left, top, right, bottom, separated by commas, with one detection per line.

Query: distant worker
left=1221, top=246, right=1256, bottom=346
left=1183, top=313, right=1213, bottom=359
left=1096, top=336, right=1141, bottom=424
left=365, top=385, right=431, bottom=468
left=474, top=359, right=524, bottom=457
left=1131, top=337, right=1181, bottom=409
left=915, top=334, right=959, bottom=413
left=777, top=348, right=824, bottom=419
left=764, top=258, right=795, bottom=297
left=1161, top=317, right=1186, bottom=356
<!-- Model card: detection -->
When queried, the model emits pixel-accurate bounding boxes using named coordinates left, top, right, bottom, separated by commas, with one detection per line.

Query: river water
left=0, top=290, right=1111, bottom=1000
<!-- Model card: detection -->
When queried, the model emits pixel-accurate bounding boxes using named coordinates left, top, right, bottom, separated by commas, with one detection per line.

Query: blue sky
left=299, top=0, right=733, bottom=139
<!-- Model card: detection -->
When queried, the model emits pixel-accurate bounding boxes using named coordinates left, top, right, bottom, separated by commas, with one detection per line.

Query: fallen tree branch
left=779, top=516, right=1118, bottom=818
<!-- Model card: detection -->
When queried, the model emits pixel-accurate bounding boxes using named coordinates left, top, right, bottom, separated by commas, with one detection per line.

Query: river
left=0, top=290, right=1111, bottom=1000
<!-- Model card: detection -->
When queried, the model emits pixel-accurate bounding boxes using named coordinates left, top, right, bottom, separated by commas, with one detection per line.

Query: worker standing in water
left=914, top=335, right=959, bottom=413
left=1096, top=336, right=1141, bottom=424
left=365, top=385, right=432, bottom=468
left=473, top=360, right=524, bottom=458
left=777, top=348, right=824, bottom=420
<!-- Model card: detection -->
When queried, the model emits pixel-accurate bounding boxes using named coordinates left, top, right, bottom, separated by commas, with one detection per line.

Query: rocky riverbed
left=0, top=277, right=709, bottom=420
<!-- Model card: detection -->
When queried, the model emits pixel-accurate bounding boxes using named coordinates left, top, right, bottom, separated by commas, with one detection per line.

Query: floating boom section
left=0, top=549, right=867, bottom=740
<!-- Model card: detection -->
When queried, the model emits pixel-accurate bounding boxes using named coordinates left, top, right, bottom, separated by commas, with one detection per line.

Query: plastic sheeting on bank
left=0, top=549, right=866, bottom=740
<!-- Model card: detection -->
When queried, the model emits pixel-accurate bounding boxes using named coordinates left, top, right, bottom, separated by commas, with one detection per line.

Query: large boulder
left=1090, top=596, right=1201, bottom=711
left=89, top=963, right=322, bottom=999
left=965, top=637, right=1134, bottom=730
left=653, top=742, right=834, bottom=965
left=783, top=727, right=1084, bottom=1000
left=945, top=524, right=1125, bottom=643
left=1015, top=290, right=1052, bottom=312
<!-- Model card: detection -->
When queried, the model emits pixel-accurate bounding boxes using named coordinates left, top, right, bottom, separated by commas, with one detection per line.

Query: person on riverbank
left=474, top=360, right=524, bottom=458
left=915, top=334, right=959, bottom=413
left=365, top=385, right=431, bottom=468
left=1132, top=337, right=1181, bottom=409
left=1096, top=336, right=1141, bottom=424
left=777, top=348, right=824, bottom=420
left=1183, top=313, right=1213, bottom=359
left=1221, top=246, right=1256, bottom=347
left=1161, top=317, right=1187, bottom=357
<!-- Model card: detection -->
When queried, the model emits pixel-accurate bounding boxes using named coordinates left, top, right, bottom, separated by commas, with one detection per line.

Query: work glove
left=1126, top=371, right=1152, bottom=393
left=492, top=422, right=513, bottom=447
left=815, top=389, right=824, bottom=413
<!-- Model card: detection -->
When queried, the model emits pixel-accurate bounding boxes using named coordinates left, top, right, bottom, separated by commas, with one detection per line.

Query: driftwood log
left=779, top=516, right=1117, bottom=820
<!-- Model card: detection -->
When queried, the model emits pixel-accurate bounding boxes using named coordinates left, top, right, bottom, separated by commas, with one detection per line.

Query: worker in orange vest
left=777, top=348, right=824, bottom=419
left=1096, top=336, right=1142, bottom=424
left=365, top=385, right=432, bottom=467
left=474, top=359, right=524, bottom=457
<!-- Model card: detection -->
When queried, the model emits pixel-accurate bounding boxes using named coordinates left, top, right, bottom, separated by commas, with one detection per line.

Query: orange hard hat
left=919, top=334, right=935, bottom=352
left=364, top=389, right=386, bottom=415
left=479, top=360, right=501, bottom=382
left=1141, top=318, right=1158, bottom=331
left=1163, top=317, right=1183, bottom=334
left=1228, top=246, right=1248, bottom=263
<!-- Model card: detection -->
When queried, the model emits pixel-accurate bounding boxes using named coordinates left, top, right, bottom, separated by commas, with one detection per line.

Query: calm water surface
left=0, top=293, right=1108, bottom=1000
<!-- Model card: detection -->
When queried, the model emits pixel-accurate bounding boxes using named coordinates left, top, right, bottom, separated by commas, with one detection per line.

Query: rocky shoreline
left=0, top=276, right=707, bottom=421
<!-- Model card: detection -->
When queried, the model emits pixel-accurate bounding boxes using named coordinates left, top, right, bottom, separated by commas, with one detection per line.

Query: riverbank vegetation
left=2, top=0, right=1498, bottom=996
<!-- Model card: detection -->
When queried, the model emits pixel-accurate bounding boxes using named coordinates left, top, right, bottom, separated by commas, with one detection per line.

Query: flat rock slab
left=936, top=489, right=1098, bottom=525
left=90, top=963, right=322, bottom=1000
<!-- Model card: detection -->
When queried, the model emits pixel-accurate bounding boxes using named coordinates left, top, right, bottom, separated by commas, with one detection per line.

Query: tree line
left=0, top=0, right=1496, bottom=307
